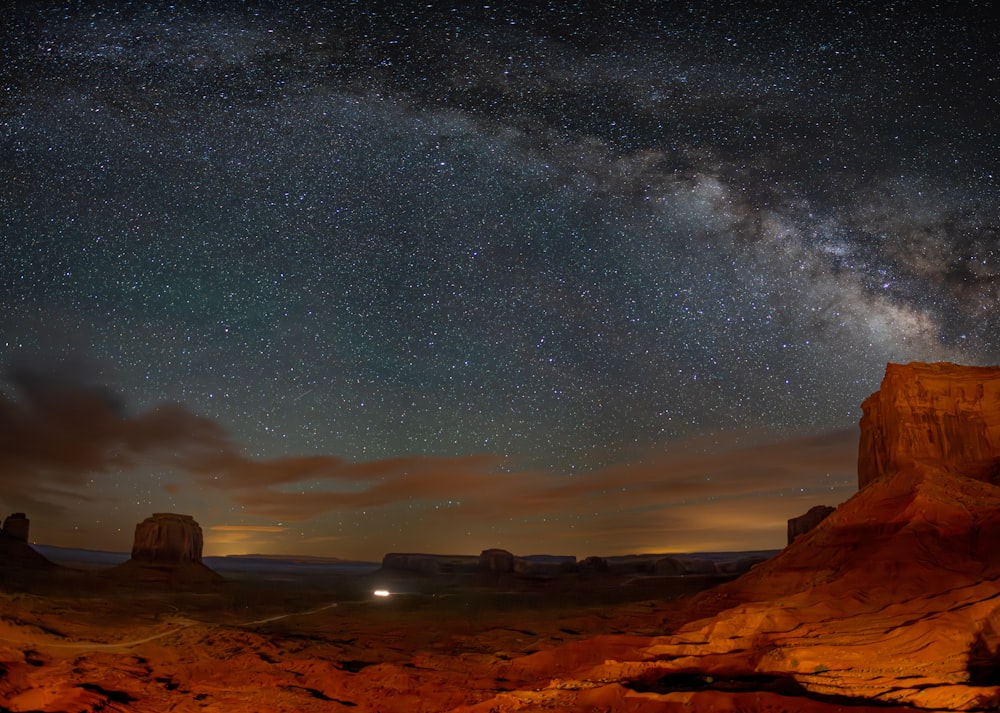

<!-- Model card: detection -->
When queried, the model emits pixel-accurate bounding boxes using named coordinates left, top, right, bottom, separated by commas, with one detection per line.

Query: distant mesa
left=787, top=504, right=835, bottom=544
left=2, top=512, right=30, bottom=543
left=131, top=512, right=203, bottom=565
left=578, top=555, right=609, bottom=573
left=587, top=553, right=771, bottom=578
left=380, top=548, right=768, bottom=580
left=0, top=512, right=55, bottom=570
left=381, top=551, right=579, bottom=577
left=859, top=361, right=1000, bottom=489
left=479, top=547, right=516, bottom=573
left=381, top=552, right=459, bottom=575
left=106, top=513, right=222, bottom=585
left=476, top=548, right=579, bottom=575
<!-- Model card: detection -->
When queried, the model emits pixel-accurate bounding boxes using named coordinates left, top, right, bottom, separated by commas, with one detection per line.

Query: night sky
left=2, top=2, right=998, bottom=560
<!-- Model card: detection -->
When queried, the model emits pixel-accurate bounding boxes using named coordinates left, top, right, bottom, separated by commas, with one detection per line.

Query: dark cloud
left=0, top=362, right=221, bottom=511
left=0, top=361, right=508, bottom=520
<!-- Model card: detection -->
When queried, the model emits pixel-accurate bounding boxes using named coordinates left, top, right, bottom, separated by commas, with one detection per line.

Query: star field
left=2, top=2, right=998, bottom=559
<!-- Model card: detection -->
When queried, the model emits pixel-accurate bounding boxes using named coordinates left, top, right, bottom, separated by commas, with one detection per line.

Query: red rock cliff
left=130, top=512, right=204, bottom=565
left=858, top=362, right=1000, bottom=489
left=107, top=513, right=221, bottom=585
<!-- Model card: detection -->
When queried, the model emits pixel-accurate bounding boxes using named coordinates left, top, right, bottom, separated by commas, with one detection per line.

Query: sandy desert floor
left=0, top=566, right=726, bottom=712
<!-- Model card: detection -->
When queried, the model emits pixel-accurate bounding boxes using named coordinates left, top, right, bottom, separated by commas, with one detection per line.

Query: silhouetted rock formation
left=0, top=512, right=54, bottom=571
left=859, top=361, right=1000, bottom=489
left=2, top=513, right=29, bottom=542
left=787, top=504, right=835, bottom=544
left=578, top=555, right=608, bottom=573
left=380, top=551, right=578, bottom=577
left=653, top=556, right=717, bottom=576
left=381, top=552, right=475, bottom=574
left=478, top=548, right=515, bottom=573
left=106, top=513, right=222, bottom=585
left=130, top=512, right=203, bottom=565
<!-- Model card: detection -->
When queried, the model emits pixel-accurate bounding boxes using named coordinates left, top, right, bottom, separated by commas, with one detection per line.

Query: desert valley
left=3, top=361, right=1000, bottom=712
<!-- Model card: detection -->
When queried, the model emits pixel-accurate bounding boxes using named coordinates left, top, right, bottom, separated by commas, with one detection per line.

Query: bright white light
left=373, top=589, right=391, bottom=597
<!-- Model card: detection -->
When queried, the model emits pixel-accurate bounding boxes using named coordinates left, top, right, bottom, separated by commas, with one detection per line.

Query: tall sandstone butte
left=106, top=513, right=222, bottom=584
left=858, top=361, right=1000, bottom=489
left=131, top=512, right=204, bottom=564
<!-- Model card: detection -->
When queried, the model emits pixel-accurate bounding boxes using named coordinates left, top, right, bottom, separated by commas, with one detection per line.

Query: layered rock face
left=859, top=361, right=1000, bottom=489
left=107, top=513, right=221, bottom=585
left=130, top=513, right=203, bottom=565
left=381, top=552, right=480, bottom=574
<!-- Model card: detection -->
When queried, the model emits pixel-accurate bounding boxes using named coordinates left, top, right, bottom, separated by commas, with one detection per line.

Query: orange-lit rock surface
left=454, top=465, right=1000, bottom=712
left=3, top=362, right=1000, bottom=712
left=859, top=361, right=1000, bottom=489
left=104, top=513, right=223, bottom=585
left=0, top=572, right=715, bottom=712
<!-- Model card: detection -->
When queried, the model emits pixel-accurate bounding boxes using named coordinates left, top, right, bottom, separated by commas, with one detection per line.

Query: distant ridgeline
left=379, top=548, right=772, bottom=577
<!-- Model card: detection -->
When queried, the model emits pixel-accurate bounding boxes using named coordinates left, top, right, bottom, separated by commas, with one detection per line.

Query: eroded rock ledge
left=859, top=361, right=1000, bottom=489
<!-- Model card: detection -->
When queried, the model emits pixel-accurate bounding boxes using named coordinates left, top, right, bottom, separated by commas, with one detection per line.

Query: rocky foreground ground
left=0, top=567, right=723, bottom=712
